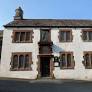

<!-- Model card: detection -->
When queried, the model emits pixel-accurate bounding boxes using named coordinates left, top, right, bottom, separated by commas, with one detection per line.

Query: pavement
left=0, top=78, right=92, bottom=92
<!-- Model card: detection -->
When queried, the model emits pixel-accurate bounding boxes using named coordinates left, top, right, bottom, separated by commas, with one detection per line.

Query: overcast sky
left=0, top=0, right=92, bottom=29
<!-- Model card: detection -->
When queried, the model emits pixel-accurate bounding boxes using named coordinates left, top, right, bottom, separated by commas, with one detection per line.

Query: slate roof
left=4, top=19, right=92, bottom=28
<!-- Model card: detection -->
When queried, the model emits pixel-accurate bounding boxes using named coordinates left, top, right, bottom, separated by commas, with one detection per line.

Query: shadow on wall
left=52, top=44, right=64, bottom=53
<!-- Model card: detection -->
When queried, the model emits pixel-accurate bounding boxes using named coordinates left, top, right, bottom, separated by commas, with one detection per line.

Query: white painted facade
left=0, top=27, right=92, bottom=80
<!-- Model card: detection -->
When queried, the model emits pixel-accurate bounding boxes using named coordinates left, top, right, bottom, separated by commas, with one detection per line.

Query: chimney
left=14, top=7, right=23, bottom=20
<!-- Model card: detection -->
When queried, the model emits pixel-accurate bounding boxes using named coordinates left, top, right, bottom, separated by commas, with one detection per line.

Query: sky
left=0, top=0, right=92, bottom=29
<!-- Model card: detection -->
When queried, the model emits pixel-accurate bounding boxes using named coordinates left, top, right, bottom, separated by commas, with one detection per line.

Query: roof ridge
left=4, top=19, right=92, bottom=28
left=22, top=19, right=92, bottom=21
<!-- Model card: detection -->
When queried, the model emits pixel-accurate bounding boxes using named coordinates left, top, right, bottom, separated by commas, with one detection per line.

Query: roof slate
left=4, top=19, right=92, bottom=28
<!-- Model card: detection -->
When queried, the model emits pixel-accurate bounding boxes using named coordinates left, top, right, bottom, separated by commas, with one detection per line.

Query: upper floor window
left=10, top=52, right=32, bottom=71
left=40, top=29, right=51, bottom=42
left=59, top=30, right=72, bottom=42
left=13, top=30, right=33, bottom=43
left=60, top=52, right=75, bottom=69
left=83, top=52, right=92, bottom=69
left=82, top=29, right=92, bottom=41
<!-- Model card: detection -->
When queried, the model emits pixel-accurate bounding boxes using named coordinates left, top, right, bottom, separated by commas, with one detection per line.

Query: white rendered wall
left=0, top=28, right=40, bottom=79
left=52, top=28, right=92, bottom=80
left=1, top=28, right=92, bottom=80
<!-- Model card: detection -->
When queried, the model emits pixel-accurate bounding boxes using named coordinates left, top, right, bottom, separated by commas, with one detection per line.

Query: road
left=0, top=79, right=92, bottom=92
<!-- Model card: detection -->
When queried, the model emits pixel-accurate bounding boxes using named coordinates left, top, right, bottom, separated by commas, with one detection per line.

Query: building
left=0, top=30, right=3, bottom=59
left=1, top=7, right=92, bottom=80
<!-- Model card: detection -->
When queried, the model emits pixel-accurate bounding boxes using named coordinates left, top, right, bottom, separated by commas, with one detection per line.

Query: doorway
left=40, top=57, right=50, bottom=77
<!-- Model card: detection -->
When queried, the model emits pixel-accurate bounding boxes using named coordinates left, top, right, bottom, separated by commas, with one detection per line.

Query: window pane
left=67, top=54, right=71, bottom=67
left=15, top=32, right=20, bottom=42
left=19, top=55, right=24, bottom=68
left=25, top=32, right=31, bottom=41
left=60, top=31, right=65, bottom=41
left=20, top=32, right=25, bottom=41
left=61, top=54, right=66, bottom=67
left=25, top=55, right=29, bottom=68
left=83, top=31, right=87, bottom=40
left=85, top=54, right=90, bottom=67
left=89, top=31, right=92, bottom=40
left=12, top=55, right=18, bottom=69
left=40, top=30, right=49, bottom=42
left=66, top=31, right=71, bottom=41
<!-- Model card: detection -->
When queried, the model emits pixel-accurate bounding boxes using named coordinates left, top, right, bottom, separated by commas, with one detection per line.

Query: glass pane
left=61, top=54, right=66, bottom=67
left=25, top=55, right=29, bottom=68
left=19, top=55, right=24, bottom=68
left=12, top=55, right=18, bottom=68
left=20, top=32, right=25, bottom=41
left=60, top=31, right=65, bottom=41
left=67, top=54, right=71, bottom=67
left=25, top=32, right=31, bottom=41
left=89, top=31, right=92, bottom=40
left=66, top=31, right=71, bottom=41
left=85, top=54, right=90, bottom=67
left=15, top=32, right=20, bottom=42
left=40, top=30, right=49, bottom=42
left=83, top=31, right=87, bottom=40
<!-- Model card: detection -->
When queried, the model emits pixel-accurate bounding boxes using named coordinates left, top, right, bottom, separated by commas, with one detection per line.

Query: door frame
left=37, top=55, right=54, bottom=78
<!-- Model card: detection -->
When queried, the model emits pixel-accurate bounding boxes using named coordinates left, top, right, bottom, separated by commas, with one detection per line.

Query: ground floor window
left=60, top=52, right=75, bottom=69
left=83, top=52, right=92, bottom=69
left=10, top=52, right=32, bottom=71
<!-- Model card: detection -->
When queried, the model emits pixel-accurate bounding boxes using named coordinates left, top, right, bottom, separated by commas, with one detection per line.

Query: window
left=25, top=32, right=31, bottom=41
left=15, top=32, right=20, bottom=42
left=60, top=52, right=74, bottom=69
left=12, top=55, right=18, bottom=69
left=11, top=52, right=32, bottom=71
left=25, top=55, right=30, bottom=68
left=19, top=55, right=24, bottom=68
left=40, top=29, right=50, bottom=42
left=59, top=30, right=72, bottom=42
left=82, top=29, right=92, bottom=41
left=20, top=32, right=25, bottom=42
left=83, top=52, right=92, bottom=69
left=13, top=30, right=33, bottom=43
